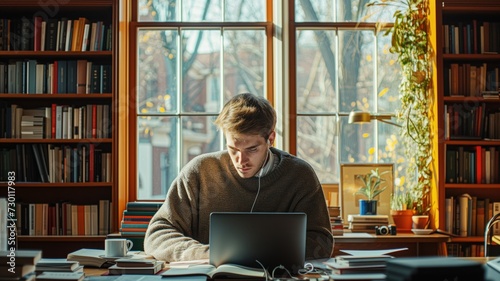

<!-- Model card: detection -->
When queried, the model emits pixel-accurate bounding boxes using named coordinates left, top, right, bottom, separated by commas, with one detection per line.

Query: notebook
left=209, top=212, right=307, bottom=274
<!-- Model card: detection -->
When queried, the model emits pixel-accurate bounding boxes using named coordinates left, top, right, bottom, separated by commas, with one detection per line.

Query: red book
left=61, top=202, right=68, bottom=235
left=51, top=103, right=56, bottom=138
left=33, top=16, right=42, bottom=51
left=476, top=146, right=483, bottom=184
left=77, top=205, right=85, bottom=235
left=52, top=61, right=58, bottom=94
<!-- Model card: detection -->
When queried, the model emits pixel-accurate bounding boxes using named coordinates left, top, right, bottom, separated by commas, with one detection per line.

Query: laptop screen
left=209, top=212, right=307, bottom=274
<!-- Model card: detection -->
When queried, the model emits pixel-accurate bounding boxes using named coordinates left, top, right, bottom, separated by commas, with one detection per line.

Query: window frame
left=127, top=0, right=397, bottom=201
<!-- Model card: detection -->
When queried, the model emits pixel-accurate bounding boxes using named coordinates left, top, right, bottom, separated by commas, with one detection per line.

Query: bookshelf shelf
left=0, top=0, right=118, bottom=257
left=444, top=183, right=500, bottom=189
left=0, top=138, right=112, bottom=143
left=0, top=51, right=112, bottom=57
left=443, top=97, right=500, bottom=104
left=449, top=236, right=485, bottom=243
left=0, top=94, right=112, bottom=99
left=443, top=54, right=500, bottom=60
left=437, top=0, right=500, bottom=257
left=1, top=182, right=113, bottom=188
left=18, top=235, right=106, bottom=241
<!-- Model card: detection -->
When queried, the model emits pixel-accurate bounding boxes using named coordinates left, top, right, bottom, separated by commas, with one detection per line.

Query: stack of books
left=36, top=271, right=85, bottom=281
left=107, top=258, right=165, bottom=275
left=347, top=214, right=389, bottom=233
left=0, top=250, right=42, bottom=281
left=325, top=254, right=393, bottom=280
left=20, top=115, right=44, bottom=139
left=119, top=201, right=162, bottom=248
left=328, top=206, right=344, bottom=236
left=35, top=258, right=83, bottom=274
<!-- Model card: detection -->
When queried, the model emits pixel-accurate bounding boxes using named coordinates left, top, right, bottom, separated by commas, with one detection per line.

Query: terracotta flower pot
left=412, top=215, right=430, bottom=229
left=390, top=210, right=414, bottom=233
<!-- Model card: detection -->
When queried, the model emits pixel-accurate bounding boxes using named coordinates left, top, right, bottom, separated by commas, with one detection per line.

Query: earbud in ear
left=267, top=139, right=271, bottom=145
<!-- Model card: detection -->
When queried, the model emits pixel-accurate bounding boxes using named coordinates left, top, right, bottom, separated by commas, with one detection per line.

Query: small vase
left=359, top=199, right=377, bottom=215
left=412, top=215, right=430, bottom=229
left=390, top=209, right=413, bottom=232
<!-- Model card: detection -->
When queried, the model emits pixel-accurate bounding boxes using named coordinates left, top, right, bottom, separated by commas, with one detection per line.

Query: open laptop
left=209, top=212, right=307, bottom=274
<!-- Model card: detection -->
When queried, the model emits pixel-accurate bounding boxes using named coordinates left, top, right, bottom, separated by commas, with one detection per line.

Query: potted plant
left=355, top=169, right=389, bottom=215
left=390, top=190, right=414, bottom=232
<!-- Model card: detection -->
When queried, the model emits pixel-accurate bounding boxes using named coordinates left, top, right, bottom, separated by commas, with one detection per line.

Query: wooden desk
left=333, top=232, right=450, bottom=257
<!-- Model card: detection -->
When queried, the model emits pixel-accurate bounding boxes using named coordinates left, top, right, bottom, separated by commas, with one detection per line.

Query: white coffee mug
left=104, top=238, right=133, bottom=257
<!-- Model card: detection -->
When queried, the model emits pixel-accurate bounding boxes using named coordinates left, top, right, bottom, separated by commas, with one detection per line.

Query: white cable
left=250, top=149, right=270, bottom=212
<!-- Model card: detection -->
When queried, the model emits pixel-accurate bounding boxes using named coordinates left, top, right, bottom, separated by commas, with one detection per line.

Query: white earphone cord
left=250, top=149, right=270, bottom=212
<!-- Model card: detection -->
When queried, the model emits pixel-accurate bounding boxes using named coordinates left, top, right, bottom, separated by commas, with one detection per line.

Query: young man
left=144, top=93, right=333, bottom=263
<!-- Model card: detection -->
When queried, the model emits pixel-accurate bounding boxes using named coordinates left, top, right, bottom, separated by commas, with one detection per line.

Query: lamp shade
left=348, top=111, right=371, bottom=124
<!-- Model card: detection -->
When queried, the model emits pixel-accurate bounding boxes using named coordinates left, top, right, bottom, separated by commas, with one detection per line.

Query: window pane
left=296, top=29, right=337, bottom=113
left=137, top=29, right=179, bottom=114
left=338, top=30, right=374, bottom=113
left=182, top=0, right=222, bottom=22
left=225, top=0, right=266, bottom=22
left=137, top=117, right=179, bottom=199
left=377, top=30, right=400, bottom=112
left=340, top=117, right=374, bottom=163
left=223, top=29, right=266, bottom=100
left=182, top=116, right=221, bottom=166
left=295, top=0, right=387, bottom=22
left=138, top=0, right=179, bottom=22
left=295, top=0, right=336, bottom=22
left=182, top=29, right=221, bottom=113
left=297, top=116, right=338, bottom=183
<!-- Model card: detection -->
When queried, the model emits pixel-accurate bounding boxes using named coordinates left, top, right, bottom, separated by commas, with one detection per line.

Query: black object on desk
left=385, top=257, right=484, bottom=281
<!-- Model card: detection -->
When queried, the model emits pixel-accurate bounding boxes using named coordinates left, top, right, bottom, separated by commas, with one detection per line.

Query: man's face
left=226, top=132, right=270, bottom=178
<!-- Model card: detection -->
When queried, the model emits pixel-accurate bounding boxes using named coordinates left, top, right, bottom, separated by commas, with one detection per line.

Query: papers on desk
left=339, top=248, right=408, bottom=256
left=487, top=257, right=500, bottom=273
left=323, top=248, right=407, bottom=280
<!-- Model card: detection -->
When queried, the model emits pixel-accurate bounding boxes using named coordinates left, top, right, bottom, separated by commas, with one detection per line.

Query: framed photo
left=340, top=163, right=394, bottom=224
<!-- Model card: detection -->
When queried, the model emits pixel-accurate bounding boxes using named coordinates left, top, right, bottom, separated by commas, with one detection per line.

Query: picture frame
left=339, top=163, right=394, bottom=224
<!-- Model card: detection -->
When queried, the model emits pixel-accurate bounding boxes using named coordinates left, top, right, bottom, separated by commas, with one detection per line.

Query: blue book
left=57, top=60, right=67, bottom=93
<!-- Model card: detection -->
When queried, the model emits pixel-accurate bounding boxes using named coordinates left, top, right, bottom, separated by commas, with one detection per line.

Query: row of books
left=0, top=143, right=112, bottom=183
left=119, top=201, right=162, bottom=237
left=15, top=200, right=111, bottom=236
left=443, top=103, right=489, bottom=140
left=444, top=194, right=500, bottom=237
left=447, top=243, right=485, bottom=257
left=444, top=63, right=498, bottom=97
left=0, top=60, right=111, bottom=94
left=2, top=104, right=112, bottom=139
left=444, top=104, right=500, bottom=141
left=443, top=20, right=500, bottom=54
left=0, top=16, right=111, bottom=51
left=445, top=146, right=500, bottom=184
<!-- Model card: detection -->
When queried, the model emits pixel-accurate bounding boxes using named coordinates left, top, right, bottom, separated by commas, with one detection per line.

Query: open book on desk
left=67, top=248, right=154, bottom=268
left=161, top=264, right=267, bottom=279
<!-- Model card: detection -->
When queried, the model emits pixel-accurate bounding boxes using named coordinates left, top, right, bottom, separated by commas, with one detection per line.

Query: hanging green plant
left=368, top=0, right=432, bottom=215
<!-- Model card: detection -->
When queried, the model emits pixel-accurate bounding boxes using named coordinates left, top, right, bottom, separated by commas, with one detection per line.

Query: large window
left=132, top=0, right=402, bottom=200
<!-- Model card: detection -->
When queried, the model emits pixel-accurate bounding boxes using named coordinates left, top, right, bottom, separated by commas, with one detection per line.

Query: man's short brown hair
left=214, top=93, right=276, bottom=138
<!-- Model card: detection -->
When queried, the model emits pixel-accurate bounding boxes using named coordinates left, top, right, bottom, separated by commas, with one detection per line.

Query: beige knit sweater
left=144, top=148, right=333, bottom=262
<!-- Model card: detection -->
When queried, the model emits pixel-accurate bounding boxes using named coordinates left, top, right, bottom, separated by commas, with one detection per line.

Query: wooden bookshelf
left=436, top=0, right=500, bottom=257
left=0, top=0, right=118, bottom=257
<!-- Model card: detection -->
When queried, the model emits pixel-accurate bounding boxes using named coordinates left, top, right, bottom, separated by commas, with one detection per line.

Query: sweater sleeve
left=302, top=182, right=334, bottom=260
left=143, top=170, right=209, bottom=262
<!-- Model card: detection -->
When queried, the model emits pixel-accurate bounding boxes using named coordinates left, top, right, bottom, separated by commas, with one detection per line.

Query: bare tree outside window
left=133, top=0, right=402, bottom=200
